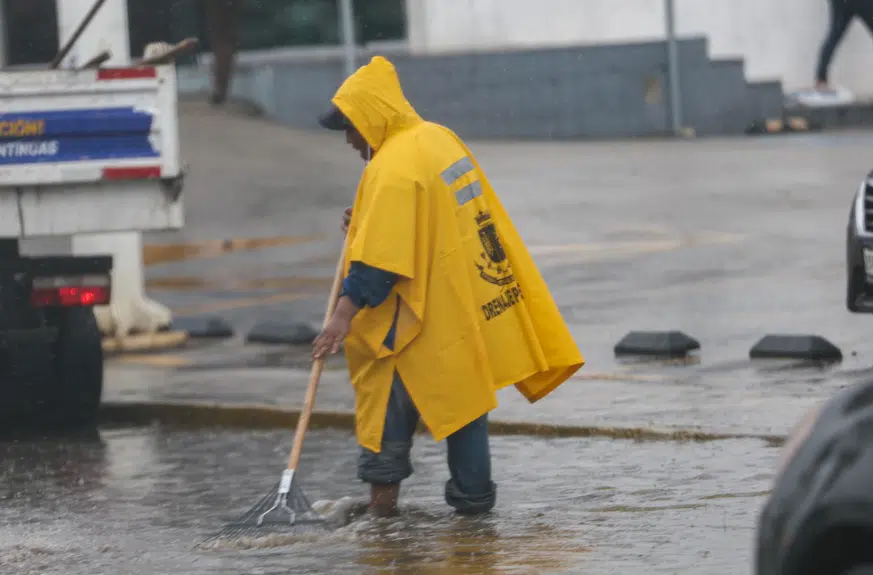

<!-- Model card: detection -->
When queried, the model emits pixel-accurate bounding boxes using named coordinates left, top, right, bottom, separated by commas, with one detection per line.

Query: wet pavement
left=126, top=105, right=873, bottom=439
left=10, top=105, right=873, bottom=572
left=0, top=426, right=778, bottom=574
left=104, top=338, right=866, bottom=440
left=141, top=104, right=873, bottom=347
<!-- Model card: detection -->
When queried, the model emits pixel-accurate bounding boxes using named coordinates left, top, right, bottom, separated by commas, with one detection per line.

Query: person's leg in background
left=816, top=0, right=856, bottom=90
left=202, top=0, right=239, bottom=105
left=357, top=372, right=420, bottom=517
left=851, top=0, right=873, bottom=41
left=445, top=413, right=498, bottom=515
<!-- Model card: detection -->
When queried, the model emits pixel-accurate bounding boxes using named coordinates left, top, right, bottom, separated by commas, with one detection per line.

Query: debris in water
left=196, top=497, right=368, bottom=551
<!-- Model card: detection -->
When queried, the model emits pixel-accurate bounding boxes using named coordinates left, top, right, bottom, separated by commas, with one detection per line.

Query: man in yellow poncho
left=312, top=56, right=584, bottom=517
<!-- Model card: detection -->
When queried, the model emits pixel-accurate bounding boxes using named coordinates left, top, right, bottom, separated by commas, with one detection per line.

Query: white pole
left=664, top=0, right=683, bottom=135
left=338, top=0, right=357, bottom=78
left=56, top=0, right=130, bottom=67
left=0, top=0, right=6, bottom=68
left=54, top=0, right=174, bottom=340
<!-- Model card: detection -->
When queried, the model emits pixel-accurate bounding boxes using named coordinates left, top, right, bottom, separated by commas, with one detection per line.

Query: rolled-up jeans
left=357, top=371, right=497, bottom=514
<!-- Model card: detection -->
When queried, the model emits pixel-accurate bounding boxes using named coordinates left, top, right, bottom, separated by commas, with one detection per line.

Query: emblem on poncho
left=475, top=211, right=514, bottom=286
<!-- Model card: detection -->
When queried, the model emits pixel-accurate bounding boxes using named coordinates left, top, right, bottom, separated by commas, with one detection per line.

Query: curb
left=782, top=101, right=873, bottom=132
left=102, top=331, right=189, bottom=355
left=745, top=114, right=822, bottom=135
left=170, top=316, right=235, bottom=339
left=245, top=321, right=319, bottom=345
left=98, top=401, right=787, bottom=446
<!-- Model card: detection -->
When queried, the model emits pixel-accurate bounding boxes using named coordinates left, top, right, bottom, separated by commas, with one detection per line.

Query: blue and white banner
left=0, top=107, right=154, bottom=138
left=0, top=136, right=159, bottom=165
left=0, top=107, right=159, bottom=165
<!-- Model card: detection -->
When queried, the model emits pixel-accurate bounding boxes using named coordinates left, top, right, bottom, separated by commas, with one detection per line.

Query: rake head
left=201, top=470, right=328, bottom=547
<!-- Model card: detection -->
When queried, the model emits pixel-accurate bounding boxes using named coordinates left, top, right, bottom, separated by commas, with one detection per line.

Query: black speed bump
left=246, top=321, right=319, bottom=345
left=170, top=316, right=234, bottom=339
left=614, top=331, right=700, bottom=358
left=749, top=334, right=842, bottom=362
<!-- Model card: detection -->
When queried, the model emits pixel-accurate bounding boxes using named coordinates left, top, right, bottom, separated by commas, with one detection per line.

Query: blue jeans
left=816, top=0, right=873, bottom=83
left=357, top=372, right=497, bottom=514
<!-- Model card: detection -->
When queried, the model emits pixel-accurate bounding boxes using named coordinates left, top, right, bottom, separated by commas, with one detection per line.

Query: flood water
left=1, top=425, right=779, bottom=574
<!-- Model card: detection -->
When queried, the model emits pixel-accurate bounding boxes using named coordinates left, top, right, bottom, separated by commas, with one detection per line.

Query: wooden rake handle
left=286, top=241, right=347, bottom=470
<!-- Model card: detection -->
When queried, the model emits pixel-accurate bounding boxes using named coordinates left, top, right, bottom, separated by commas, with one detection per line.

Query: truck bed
left=0, top=66, right=184, bottom=236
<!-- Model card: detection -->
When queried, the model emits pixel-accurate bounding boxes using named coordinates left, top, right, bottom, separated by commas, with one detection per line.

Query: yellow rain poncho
left=334, top=56, right=584, bottom=453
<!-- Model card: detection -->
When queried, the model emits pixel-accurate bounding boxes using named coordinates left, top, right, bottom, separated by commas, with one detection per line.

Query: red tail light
left=30, top=275, right=111, bottom=307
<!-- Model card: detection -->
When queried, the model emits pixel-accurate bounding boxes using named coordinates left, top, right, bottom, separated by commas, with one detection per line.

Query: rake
left=203, top=243, right=347, bottom=545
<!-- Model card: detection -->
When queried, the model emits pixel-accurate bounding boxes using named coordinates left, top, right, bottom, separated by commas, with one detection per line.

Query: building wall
left=0, top=0, right=806, bottom=140
left=126, top=0, right=406, bottom=60
left=406, top=0, right=873, bottom=97
left=408, top=0, right=666, bottom=52
left=178, top=36, right=783, bottom=140
left=0, top=0, right=407, bottom=67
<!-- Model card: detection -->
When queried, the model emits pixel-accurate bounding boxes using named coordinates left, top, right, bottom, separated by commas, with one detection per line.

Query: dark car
left=846, top=170, right=873, bottom=313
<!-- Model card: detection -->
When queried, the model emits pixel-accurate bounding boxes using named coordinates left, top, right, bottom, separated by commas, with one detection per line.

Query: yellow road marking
left=143, top=235, right=321, bottom=267
left=571, top=371, right=674, bottom=383
left=113, top=354, right=193, bottom=368
left=102, top=330, right=188, bottom=354
left=530, top=239, right=682, bottom=259
left=530, top=231, right=745, bottom=264
left=146, top=275, right=333, bottom=293
left=171, top=291, right=310, bottom=317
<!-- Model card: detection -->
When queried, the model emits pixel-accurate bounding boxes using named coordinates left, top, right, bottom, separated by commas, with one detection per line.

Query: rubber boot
left=369, top=483, right=400, bottom=518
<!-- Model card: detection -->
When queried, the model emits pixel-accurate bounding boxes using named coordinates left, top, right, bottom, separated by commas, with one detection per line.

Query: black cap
left=318, top=105, right=348, bottom=131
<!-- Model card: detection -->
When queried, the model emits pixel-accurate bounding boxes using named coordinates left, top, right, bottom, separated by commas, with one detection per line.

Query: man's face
left=344, top=125, right=370, bottom=161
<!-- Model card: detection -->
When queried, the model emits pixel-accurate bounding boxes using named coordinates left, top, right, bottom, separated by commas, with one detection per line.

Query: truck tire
left=43, top=307, right=104, bottom=426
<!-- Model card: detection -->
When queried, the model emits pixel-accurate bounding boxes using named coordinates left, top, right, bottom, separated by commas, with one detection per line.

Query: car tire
left=42, top=307, right=104, bottom=426
left=847, top=266, right=867, bottom=313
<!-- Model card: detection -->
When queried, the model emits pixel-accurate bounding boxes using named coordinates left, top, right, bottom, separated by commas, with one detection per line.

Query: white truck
left=0, top=63, right=183, bottom=427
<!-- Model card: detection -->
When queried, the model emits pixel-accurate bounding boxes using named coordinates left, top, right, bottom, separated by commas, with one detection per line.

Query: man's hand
left=312, top=314, right=351, bottom=360
left=312, top=296, right=360, bottom=360
left=342, top=207, right=352, bottom=233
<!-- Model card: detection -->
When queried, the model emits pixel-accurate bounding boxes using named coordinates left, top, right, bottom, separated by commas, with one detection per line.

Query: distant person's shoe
left=788, top=85, right=855, bottom=108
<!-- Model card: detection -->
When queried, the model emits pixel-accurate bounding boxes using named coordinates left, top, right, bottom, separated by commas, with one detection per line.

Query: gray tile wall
left=177, top=36, right=785, bottom=140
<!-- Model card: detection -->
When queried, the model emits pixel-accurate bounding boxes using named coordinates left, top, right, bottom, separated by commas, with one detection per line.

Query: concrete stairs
left=178, top=35, right=786, bottom=140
